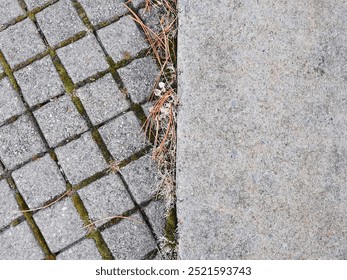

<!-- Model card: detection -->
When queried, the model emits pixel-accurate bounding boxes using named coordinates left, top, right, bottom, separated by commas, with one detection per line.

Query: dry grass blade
left=83, top=215, right=144, bottom=229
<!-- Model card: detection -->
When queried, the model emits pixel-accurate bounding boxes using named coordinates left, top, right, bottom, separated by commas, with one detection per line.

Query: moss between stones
left=165, top=206, right=177, bottom=247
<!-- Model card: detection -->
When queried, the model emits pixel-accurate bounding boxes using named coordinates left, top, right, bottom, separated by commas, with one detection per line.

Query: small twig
left=83, top=215, right=144, bottom=229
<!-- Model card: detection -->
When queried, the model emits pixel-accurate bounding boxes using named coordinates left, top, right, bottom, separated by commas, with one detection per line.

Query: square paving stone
left=14, top=56, right=64, bottom=106
left=80, top=0, right=127, bottom=25
left=0, top=221, right=44, bottom=259
left=121, top=154, right=160, bottom=203
left=0, top=115, right=46, bottom=169
left=76, top=74, right=130, bottom=125
left=128, top=0, right=144, bottom=9
left=0, top=19, right=46, bottom=67
left=144, top=200, right=166, bottom=238
left=26, top=0, right=55, bottom=10
left=118, top=56, right=159, bottom=103
left=12, top=154, right=66, bottom=209
left=98, top=16, right=148, bottom=62
left=56, top=35, right=109, bottom=83
left=36, top=0, right=87, bottom=46
left=0, top=77, right=25, bottom=125
left=34, top=95, right=88, bottom=147
left=55, top=132, right=107, bottom=185
left=101, top=212, right=157, bottom=259
left=0, top=180, right=20, bottom=229
left=56, top=238, right=102, bottom=260
left=78, top=174, right=134, bottom=227
left=0, top=164, right=4, bottom=176
left=0, top=0, right=23, bottom=26
left=98, top=111, right=147, bottom=161
left=34, top=198, right=86, bottom=253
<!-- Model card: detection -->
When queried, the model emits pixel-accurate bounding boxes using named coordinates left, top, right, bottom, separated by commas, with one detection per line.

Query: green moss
left=54, top=31, right=87, bottom=50
left=14, top=192, right=55, bottom=258
left=71, top=2, right=93, bottom=30
left=91, top=129, right=113, bottom=164
left=51, top=54, right=75, bottom=94
left=74, top=170, right=108, bottom=191
left=0, top=51, right=20, bottom=92
left=131, top=103, right=147, bottom=126
left=165, top=207, right=177, bottom=246
left=88, top=231, right=114, bottom=260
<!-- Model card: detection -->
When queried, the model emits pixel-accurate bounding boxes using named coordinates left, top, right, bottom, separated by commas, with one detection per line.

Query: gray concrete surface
left=0, top=0, right=164, bottom=260
left=177, top=0, right=347, bottom=259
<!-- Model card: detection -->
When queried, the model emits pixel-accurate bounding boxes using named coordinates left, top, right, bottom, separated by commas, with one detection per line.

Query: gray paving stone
left=14, top=56, right=64, bottom=106
left=0, top=165, right=4, bottom=176
left=98, top=16, right=148, bottom=62
left=56, top=35, right=109, bottom=83
left=119, top=56, right=159, bottom=103
left=0, top=221, right=44, bottom=260
left=80, top=0, right=127, bottom=25
left=99, top=111, right=147, bottom=161
left=121, top=154, right=160, bottom=203
left=56, top=238, right=102, bottom=260
left=14, top=56, right=64, bottom=107
left=101, top=212, right=156, bottom=259
left=36, top=0, right=86, bottom=46
left=129, top=0, right=144, bottom=8
left=144, top=200, right=166, bottom=238
left=0, top=19, right=46, bottom=67
left=26, top=0, right=55, bottom=10
left=0, top=180, right=20, bottom=229
left=0, top=77, right=25, bottom=125
left=78, top=174, right=134, bottom=227
left=0, top=63, right=3, bottom=73
left=139, top=6, right=166, bottom=34
left=76, top=74, right=130, bottom=126
left=0, top=0, right=23, bottom=26
left=12, top=154, right=66, bottom=209
left=34, top=95, right=88, bottom=147
left=177, top=0, right=347, bottom=259
left=34, top=198, right=86, bottom=253
left=141, top=102, right=154, bottom=118
left=55, top=132, right=107, bottom=185
left=0, top=115, right=46, bottom=169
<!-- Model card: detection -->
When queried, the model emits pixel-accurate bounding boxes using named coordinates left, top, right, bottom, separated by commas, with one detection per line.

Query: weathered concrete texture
left=34, top=198, right=86, bottom=253
left=177, top=0, right=347, bottom=259
left=0, top=179, right=20, bottom=229
left=14, top=56, right=64, bottom=107
left=99, top=111, right=147, bottom=161
left=121, top=154, right=160, bottom=203
left=0, top=221, right=44, bottom=260
left=0, top=114, right=46, bottom=169
left=78, top=174, right=134, bottom=227
left=56, top=238, right=102, bottom=260
left=0, top=18, right=46, bottom=67
left=26, top=0, right=53, bottom=10
left=76, top=74, right=130, bottom=126
left=118, top=56, right=159, bottom=103
left=34, top=95, right=88, bottom=147
left=55, top=132, right=107, bottom=185
left=0, top=77, right=25, bottom=125
left=12, top=154, right=66, bottom=209
left=79, top=0, right=127, bottom=25
left=97, top=16, right=148, bottom=62
left=144, top=200, right=166, bottom=238
left=36, top=0, right=86, bottom=46
left=101, top=212, right=157, bottom=259
left=0, top=0, right=23, bottom=26
left=56, top=35, right=108, bottom=83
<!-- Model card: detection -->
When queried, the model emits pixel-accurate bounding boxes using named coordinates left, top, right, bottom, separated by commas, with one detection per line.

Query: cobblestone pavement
left=0, top=0, right=166, bottom=260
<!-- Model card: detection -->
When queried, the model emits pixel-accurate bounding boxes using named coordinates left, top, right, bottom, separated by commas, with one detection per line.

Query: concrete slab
left=55, top=132, right=108, bottom=185
left=56, top=35, right=108, bottom=83
left=98, top=111, right=147, bottom=161
left=0, top=0, right=23, bottom=26
left=12, top=154, right=66, bottom=209
left=0, top=179, right=20, bottom=229
left=118, top=56, right=159, bottom=103
left=34, top=95, right=88, bottom=147
left=36, top=0, right=86, bottom=47
left=14, top=56, right=64, bottom=107
left=26, top=0, right=54, bottom=10
left=76, top=74, right=130, bottom=126
left=56, top=238, right=102, bottom=260
left=0, top=77, right=25, bottom=125
left=0, top=114, right=46, bottom=169
left=78, top=173, right=134, bottom=227
left=177, top=0, right=347, bottom=259
left=101, top=212, right=157, bottom=259
left=0, top=18, right=46, bottom=67
left=0, top=221, right=44, bottom=260
left=97, top=16, right=148, bottom=62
